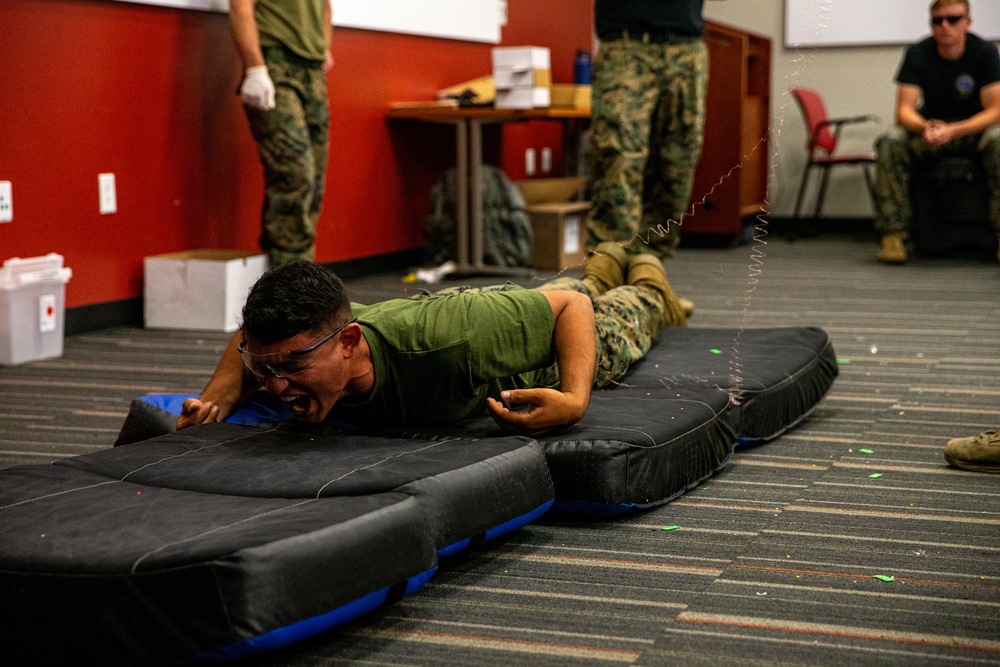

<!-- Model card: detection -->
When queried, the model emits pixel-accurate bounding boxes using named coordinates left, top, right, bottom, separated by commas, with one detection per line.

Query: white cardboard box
left=492, top=46, right=551, bottom=71
left=144, top=250, right=267, bottom=332
left=495, top=86, right=551, bottom=109
left=0, top=253, right=73, bottom=366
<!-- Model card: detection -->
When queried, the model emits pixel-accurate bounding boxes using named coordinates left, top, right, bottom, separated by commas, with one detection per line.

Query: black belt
left=598, top=29, right=700, bottom=44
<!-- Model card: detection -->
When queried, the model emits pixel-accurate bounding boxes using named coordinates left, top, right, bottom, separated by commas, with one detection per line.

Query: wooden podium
left=683, top=21, right=771, bottom=235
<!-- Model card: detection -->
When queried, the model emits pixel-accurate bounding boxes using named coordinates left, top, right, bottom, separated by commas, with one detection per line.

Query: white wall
left=704, top=0, right=908, bottom=218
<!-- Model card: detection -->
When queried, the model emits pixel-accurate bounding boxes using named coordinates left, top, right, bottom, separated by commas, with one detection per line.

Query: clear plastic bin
left=0, top=253, right=73, bottom=365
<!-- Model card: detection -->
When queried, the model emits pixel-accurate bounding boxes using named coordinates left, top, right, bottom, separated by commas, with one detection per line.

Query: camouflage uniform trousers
left=245, top=46, right=330, bottom=266
left=587, top=37, right=709, bottom=259
left=425, top=279, right=666, bottom=390
left=873, top=125, right=1000, bottom=235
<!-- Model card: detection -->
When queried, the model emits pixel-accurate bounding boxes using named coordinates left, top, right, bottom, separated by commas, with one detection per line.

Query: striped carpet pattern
left=1, top=234, right=998, bottom=665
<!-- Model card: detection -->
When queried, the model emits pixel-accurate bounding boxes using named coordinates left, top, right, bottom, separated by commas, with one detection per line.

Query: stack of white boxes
left=492, top=46, right=551, bottom=109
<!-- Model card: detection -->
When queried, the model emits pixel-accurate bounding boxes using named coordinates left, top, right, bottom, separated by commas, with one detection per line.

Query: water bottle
left=573, top=50, right=592, bottom=85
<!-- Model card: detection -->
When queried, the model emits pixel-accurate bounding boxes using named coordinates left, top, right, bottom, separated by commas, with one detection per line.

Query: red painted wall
left=0, top=0, right=591, bottom=308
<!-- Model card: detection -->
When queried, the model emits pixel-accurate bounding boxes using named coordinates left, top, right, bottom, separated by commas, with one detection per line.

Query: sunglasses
left=238, top=317, right=357, bottom=379
left=931, top=15, right=967, bottom=26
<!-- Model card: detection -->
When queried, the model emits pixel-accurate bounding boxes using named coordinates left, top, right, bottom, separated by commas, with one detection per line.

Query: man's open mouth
left=280, top=394, right=311, bottom=416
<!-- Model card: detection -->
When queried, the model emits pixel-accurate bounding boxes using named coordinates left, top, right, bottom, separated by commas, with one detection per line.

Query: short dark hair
left=241, top=261, right=353, bottom=344
left=931, top=0, right=968, bottom=12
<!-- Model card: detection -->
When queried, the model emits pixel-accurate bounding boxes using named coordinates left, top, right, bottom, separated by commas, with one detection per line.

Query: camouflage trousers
left=427, top=279, right=666, bottom=390
left=245, top=46, right=330, bottom=266
left=587, top=37, right=709, bottom=258
left=873, top=125, right=1000, bottom=235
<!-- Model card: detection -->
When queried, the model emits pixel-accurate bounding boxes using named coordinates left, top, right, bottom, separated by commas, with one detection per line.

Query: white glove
left=239, top=66, right=276, bottom=110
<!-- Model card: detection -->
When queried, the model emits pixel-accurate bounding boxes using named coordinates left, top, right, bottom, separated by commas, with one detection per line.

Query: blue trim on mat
left=192, top=568, right=436, bottom=663
left=436, top=499, right=554, bottom=559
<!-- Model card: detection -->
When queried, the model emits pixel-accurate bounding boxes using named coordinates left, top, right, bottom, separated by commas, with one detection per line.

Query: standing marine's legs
left=641, top=39, right=708, bottom=259
left=586, top=39, right=659, bottom=253
left=246, top=48, right=330, bottom=266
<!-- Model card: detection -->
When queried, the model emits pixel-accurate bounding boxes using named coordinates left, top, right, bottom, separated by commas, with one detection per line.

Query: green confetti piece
left=836, top=358, right=852, bottom=364
left=661, top=525, right=681, bottom=531
left=859, top=448, right=874, bottom=454
left=873, top=575, right=895, bottom=583
left=868, top=473, right=883, bottom=479
left=709, top=349, right=722, bottom=355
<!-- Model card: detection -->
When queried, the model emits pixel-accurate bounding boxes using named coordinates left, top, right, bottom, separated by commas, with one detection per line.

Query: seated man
left=873, top=0, right=1000, bottom=264
left=178, top=245, right=687, bottom=436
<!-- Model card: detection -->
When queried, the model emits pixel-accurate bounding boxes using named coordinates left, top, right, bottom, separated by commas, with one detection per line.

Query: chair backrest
left=791, top=87, right=837, bottom=157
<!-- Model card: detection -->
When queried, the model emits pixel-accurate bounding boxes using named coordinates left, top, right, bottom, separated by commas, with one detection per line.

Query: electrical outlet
left=541, top=147, right=552, bottom=173
left=0, top=181, right=11, bottom=223
left=525, top=148, right=536, bottom=176
left=98, top=173, right=117, bottom=214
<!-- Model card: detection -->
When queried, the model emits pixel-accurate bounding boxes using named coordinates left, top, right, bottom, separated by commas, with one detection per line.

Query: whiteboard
left=114, top=0, right=502, bottom=43
left=785, top=0, right=1000, bottom=48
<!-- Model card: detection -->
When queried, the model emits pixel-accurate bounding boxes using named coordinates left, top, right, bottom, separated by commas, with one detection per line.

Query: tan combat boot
left=878, top=233, right=907, bottom=264
left=581, top=242, right=628, bottom=297
left=945, top=430, right=1000, bottom=473
left=625, top=254, right=687, bottom=327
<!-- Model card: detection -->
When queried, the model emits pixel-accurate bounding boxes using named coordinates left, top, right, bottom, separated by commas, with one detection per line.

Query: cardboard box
left=525, top=201, right=592, bottom=271
left=495, top=86, right=550, bottom=109
left=491, top=46, right=551, bottom=71
left=0, top=253, right=73, bottom=366
left=494, top=67, right=552, bottom=89
left=516, top=177, right=588, bottom=206
left=550, top=84, right=591, bottom=110
left=144, top=250, right=267, bottom=332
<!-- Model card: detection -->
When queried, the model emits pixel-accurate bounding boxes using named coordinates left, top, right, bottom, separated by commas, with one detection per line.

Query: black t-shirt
left=896, top=33, right=1000, bottom=122
left=595, top=0, right=705, bottom=38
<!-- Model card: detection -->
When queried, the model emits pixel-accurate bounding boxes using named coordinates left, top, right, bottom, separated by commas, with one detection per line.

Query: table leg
left=470, top=119, right=484, bottom=270
left=454, top=120, right=469, bottom=271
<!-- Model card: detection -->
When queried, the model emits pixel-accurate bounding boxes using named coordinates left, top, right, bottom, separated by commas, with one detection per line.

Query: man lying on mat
left=178, top=250, right=686, bottom=436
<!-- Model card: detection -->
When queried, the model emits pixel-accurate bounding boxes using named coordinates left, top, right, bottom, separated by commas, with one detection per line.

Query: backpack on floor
left=424, top=166, right=533, bottom=267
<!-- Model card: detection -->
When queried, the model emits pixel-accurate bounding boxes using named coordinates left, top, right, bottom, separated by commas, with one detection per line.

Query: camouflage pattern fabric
left=873, top=125, right=1000, bottom=234
left=245, top=47, right=330, bottom=266
left=423, top=166, right=533, bottom=268
left=425, top=279, right=666, bottom=390
left=586, top=38, right=708, bottom=258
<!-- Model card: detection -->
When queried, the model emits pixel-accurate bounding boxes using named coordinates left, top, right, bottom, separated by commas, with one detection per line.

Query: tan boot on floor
left=581, top=242, right=628, bottom=297
left=878, top=233, right=907, bottom=264
left=626, top=254, right=687, bottom=327
left=945, top=430, right=1000, bottom=473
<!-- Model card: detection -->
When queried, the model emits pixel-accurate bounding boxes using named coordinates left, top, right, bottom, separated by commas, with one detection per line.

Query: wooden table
left=388, top=104, right=590, bottom=275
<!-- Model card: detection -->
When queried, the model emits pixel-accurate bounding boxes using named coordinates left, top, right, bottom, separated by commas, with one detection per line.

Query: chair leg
left=861, top=163, right=875, bottom=212
left=792, top=164, right=812, bottom=222
left=814, top=165, right=833, bottom=219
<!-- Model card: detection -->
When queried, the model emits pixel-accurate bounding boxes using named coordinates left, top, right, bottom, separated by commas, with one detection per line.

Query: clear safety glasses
left=238, top=318, right=357, bottom=379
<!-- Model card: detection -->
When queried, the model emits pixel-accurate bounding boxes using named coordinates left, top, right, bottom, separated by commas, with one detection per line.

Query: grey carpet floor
left=1, top=232, right=998, bottom=665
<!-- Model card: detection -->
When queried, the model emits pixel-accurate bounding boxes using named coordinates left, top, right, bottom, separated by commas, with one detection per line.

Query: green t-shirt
left=327, top=289, right=556, bottom=427
left=255, top=0, right=328, bottom=61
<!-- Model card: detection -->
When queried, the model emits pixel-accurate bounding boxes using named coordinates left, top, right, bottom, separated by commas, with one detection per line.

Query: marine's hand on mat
left=177, top=398, right=223, bottom=431
left=239, top=66, right=276, bottom=110
left=486, top=388, right=587, bottom=437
